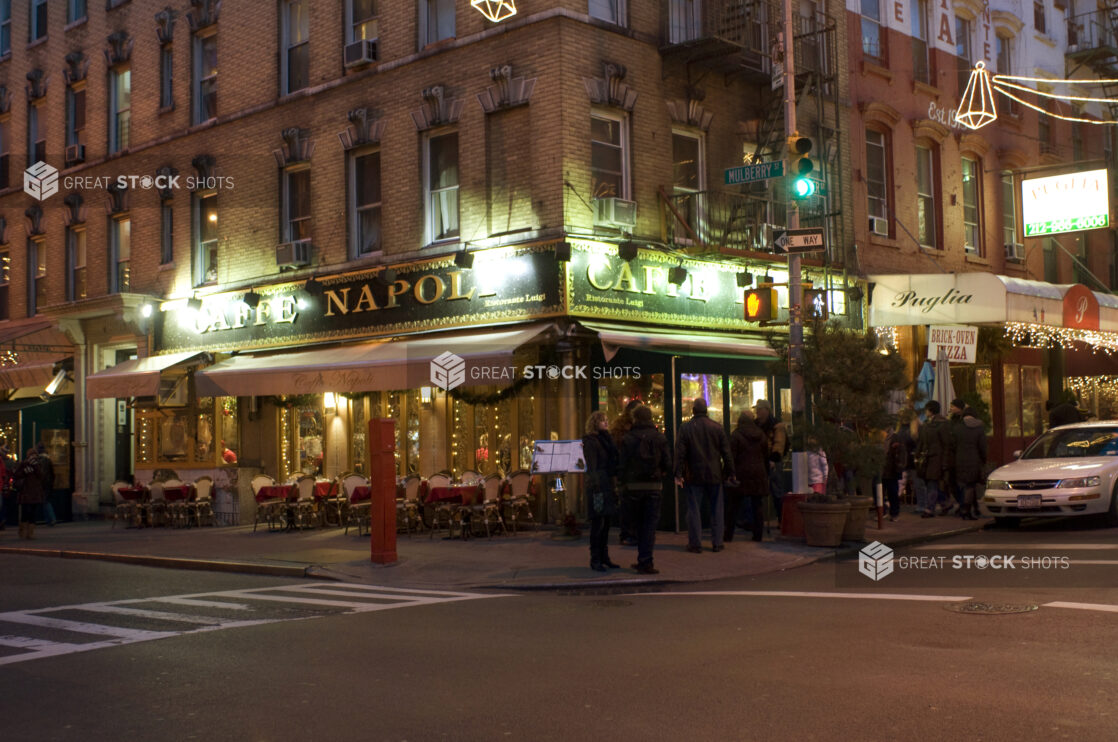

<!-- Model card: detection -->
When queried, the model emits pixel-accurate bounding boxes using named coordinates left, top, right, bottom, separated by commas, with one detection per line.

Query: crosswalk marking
left=0, top=582, right=504, bottom=667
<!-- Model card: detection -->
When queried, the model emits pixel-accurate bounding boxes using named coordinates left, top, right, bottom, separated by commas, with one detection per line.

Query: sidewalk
left=0, top=512, right=985, bottom=590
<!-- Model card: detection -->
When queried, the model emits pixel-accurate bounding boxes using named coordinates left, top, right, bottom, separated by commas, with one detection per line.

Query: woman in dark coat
left=14, top=448, right=46, bottom=539
left=727, top=410, right=770, bottom=542
left=582, top=410, right=620, bottom=571
left=953, top=407, right=988, bottom=520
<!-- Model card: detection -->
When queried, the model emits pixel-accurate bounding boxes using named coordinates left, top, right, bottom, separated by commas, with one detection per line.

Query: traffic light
left=803, top=288, right=828, bottom=320
left=788, top=135, right=816, bottom=199
left=744, top=288, right=778, bottom=322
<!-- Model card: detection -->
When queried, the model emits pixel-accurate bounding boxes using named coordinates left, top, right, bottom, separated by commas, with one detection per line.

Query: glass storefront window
left=681, top=373, right=724, bottom=425
left=975, top=366, right=993, bottom=434
left=474, top=397, right=493, bottom=473
left=598, top=374, right=666, bottom=429
left=195, top=397, right=215, bottom=461
left=1021, top=365, right=1045, bottom=437
left=386, top=391, right=403, bottom=475
left=728, top=375, right=769, bottom=421
left=159, top=409, right=191, bottom=461
left=296, top=404, right=324, bottom=476
left=1004, top=363, right=1021, bottom=437
left=352, top=394, right=367, bottom=475
left=518, top=390, right=536, bottom=471
left=406, top=389, right=421, bottom=475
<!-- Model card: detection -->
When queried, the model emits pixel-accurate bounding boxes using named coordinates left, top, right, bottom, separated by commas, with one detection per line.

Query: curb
left=0, top=546, right=316, bottom=579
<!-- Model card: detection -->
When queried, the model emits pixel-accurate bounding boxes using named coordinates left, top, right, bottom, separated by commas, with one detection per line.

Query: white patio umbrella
left=931, top=348, right=956, bottom=412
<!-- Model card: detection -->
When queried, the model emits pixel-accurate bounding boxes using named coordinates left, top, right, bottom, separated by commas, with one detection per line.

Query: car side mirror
left=1012, top=449, right=1023, bottom=459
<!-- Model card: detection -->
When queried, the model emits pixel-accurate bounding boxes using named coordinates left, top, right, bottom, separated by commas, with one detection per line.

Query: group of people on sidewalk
left=582, top=397, right=788, bottom=575
left=0, top=443, right=56, bottom=538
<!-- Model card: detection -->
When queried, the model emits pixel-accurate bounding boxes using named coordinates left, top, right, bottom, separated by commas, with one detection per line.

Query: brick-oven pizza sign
left=926, top=325, right=977, bottom=364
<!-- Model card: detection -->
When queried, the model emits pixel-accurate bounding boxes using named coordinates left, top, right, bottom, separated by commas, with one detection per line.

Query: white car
left=984, top=422, right=1118, bottom=526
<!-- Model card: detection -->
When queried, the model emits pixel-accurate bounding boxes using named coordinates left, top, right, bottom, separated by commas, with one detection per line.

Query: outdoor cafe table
left=255, top=484, right=295, bottom=502
left=162, top=485, right=193, bottom=502
left=117, top=486, right=148, bottom=527
left=425, top=484, right=481, bottom=505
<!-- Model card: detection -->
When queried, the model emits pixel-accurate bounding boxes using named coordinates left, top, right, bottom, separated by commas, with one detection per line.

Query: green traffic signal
left=792, top=176, right=816, bottom=199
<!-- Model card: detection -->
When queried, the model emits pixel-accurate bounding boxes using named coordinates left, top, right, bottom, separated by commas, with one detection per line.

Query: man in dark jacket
left=727, top=410, right=769, bottom=542
left=953, top=407, right=988, bottom=520
left=916, top=400, right=954, bottom=518
left=1047, top=397, right=1084, bottom=429
left=619, top=405, right=671, bottom=574
left=35, top=442, right=56, bottom=526
left=674, top=398, right=736, bottom=553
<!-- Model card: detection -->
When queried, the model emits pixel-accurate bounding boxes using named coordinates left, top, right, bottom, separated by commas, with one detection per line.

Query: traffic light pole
left=782, top=0, right=808, bottom=494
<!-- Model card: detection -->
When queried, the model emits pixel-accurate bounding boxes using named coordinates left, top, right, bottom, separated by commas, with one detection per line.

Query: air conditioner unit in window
left=869, top=216, right=889, bottom=236
left=1005, top=242, right=1026, bottom=261
left=343, top=39, right=378, bottom=68
left=593, top=197, right=638, bottom=228
left=276, top=240, right=312, bottom=269
left=65, top=143, right=85, bottom=166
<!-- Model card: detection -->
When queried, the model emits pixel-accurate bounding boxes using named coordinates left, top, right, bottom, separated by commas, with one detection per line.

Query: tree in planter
left=770, top=318, right=909, bottom=500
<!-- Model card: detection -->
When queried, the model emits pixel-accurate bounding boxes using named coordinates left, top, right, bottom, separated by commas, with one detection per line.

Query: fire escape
left=1066, top=8, right=1118, bottom=121
left=657, top=0, right=845, bottom=267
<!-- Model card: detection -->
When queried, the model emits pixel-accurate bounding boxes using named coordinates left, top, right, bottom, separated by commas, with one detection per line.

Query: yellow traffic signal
left=744, top=288, right=778, bottom=322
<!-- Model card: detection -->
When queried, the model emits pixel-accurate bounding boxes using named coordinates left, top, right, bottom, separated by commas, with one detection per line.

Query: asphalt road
left=0, top=517, right=1115, bottom=742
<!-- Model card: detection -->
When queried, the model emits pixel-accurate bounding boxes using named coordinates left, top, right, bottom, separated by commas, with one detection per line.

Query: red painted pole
left=369, top=418, right=397, bottom=564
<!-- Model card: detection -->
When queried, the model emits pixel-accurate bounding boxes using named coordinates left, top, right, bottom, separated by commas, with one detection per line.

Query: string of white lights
left=992, top=77, right=1118, bottom=105
left=1004, top=322, right=1118, bottom=354
left=990, top=84, right=1116, bottom=125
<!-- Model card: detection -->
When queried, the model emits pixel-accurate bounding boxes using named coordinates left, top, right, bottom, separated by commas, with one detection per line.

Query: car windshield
left=1021, top=427, right=1118, bottom=459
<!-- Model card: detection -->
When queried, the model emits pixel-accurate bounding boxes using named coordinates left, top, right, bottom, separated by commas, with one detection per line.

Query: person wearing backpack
left=619, top=405, right=671, bottom=574
left=727, top=409, right=769, bottom=542
left=35, top=442, right=56, bottom=526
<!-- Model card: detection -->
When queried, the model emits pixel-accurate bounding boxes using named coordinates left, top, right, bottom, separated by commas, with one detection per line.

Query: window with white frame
left=425, top=131, right=459, bottom=244
left=283, top=168, right=312, bottom=243
left=961, top=156, right=981, bottom=254
left=66, top=84, right=86, bottom=148
left=28, top=103, right=45, bottom=163
left=109, top=67, right=131, bottom=153
left=111, top=216, right=131, bottom=293
left=29, top=237, right=46, bottom=314
left=160, top=44, right=174, bottom=108
left=193, top=33, right=217, bottom=124
left=911, top=0, right=930, bottom=83
left=860, top=0, right=883, bottom=63
left=350, top=149, right=382, bottom=257
left=29, top=0, right=46, bottom=42
left=67, top=226, right=86, bottom=301
left=347, top=0, right=378, bottom=43
left=420, top=0, right=455, bottom=46
left=589, top=0, right=626, bottom=25
left=1001, top=171, right=1017, bottom=250
left=590, top=112, right=629, bottom=200
left=282, top=0, right=309, bottom=95
left=0, top=0, right=10, bottom=56
left=916, top=144, right=938, bottom=248
left=68, top=0, right=86, bottom=23
left=865, top=128, right=888, bottom=221
left=161, top=199, right=173, bottom=264
left=194, top=192, right=219, bottom=285
left=672, top=130, right=704, bottom=241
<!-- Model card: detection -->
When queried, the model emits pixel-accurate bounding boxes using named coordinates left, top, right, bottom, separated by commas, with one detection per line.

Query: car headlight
left=1057, top=476, right=1101, bottom=489
left=985, top=480, right=1009, bottom=490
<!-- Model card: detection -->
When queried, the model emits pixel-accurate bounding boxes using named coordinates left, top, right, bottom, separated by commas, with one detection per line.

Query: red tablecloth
left=256, top=484, right=295, bottom=503
left=426, top=484, right=481, bottom=506
left=118, top=486, right=146, bottom=501
left=349, top=485, right=371, bottom=504
left=314, top=480, right=337, bottom=499
left=162, top=485, right=193, bottom=502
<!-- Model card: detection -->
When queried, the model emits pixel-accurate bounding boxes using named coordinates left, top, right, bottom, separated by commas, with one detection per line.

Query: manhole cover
left=946, top=602, right=1039, bottom=615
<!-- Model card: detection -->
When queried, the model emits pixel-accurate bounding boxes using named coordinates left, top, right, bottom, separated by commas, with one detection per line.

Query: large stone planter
left=797, top=499, right=851, bottom=547
left=841, top=496, right=875, bottom=542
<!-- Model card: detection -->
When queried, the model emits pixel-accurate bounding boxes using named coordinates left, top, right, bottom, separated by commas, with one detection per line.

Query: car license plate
left=1017, top=494, right=1042, bottom=509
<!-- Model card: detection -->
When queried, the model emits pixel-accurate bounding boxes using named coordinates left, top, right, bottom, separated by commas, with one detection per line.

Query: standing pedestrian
left=806, top=435, right=829, bottom=495
left=674, top=398, right=736, bottom=553
left=753, top=400, right=788, bottom=523
left=0, top=443, right=11, bottom=530
left=953, top=406, right=987, bottom=520
left=727, top=410, right=769, bottom=542
left=35, top=442, right=56, bottom=526
left=611, top=398, right=642, bottom=547
left=582, top=411, right=620, bottom=572
left=619, top=405, right=670, bottom=574
left=895, top=408, right=922, bottom=514
left=882, top=419, right=910, bottom=521
left=13, top=448, right=46, bottom=539
left=1047, top=395, right=1084, bottom=429
left=915, top=400, right=954, bottom=518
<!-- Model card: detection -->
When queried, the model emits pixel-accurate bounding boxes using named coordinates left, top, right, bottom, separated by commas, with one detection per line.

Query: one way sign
left=774, top=228, right=825, bottom=253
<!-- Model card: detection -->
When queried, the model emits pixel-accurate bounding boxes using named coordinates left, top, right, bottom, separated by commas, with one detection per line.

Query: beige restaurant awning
left=85, top=351, right=211, bottom=399
left=0, top=319, right=74, bottom=391
left=193, top=323, right=555, bottom=397
left=0, top=362, right=58, bottom=390
left=581, top=322, right=778, bottom=362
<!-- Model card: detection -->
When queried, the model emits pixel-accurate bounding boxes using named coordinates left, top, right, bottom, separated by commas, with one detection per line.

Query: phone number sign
left=1024, top=213, right=1109, bottom=236
left=1022, top=168, right=1110, bottom=237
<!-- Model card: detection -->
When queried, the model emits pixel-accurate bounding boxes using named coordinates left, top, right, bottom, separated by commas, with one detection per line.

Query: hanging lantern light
left=471, top=0, right=517, bottom=23
left=956, top=61, right=998, bottom=130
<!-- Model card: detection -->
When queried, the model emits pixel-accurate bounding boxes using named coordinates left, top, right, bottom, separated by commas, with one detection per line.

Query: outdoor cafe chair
left=503, top=469, right=536, bottom=533
left=147, top=481, right=170, bottom=527
left=318, top=476, right=346, bottom=527
left=251, top=474, right=284, bottom=532
left=111, top=481, right=142, bottom=528
left=188, top=476, right=216, bottom=527
left=459, top=470, right=482, bottom=485
left=397, top=475, right=423, bottom=536
left=292, top=475, right=319, bottom=529
left=161, top=479, right=191, bottom=528
left=471, top=474, right=506, bottom=538
left=427, top=472, right=451, bottom=490
left=343, top=474, right=372, bottom=535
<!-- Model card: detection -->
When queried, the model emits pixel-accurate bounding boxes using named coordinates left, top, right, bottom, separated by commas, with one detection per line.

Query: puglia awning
left=193, top=323, right=555, bottom=398
left=85, top=351, right=211, bottom=399
left=869, top=273, right=1118, bottom=331
left=580, top=321, right=777, bottom=362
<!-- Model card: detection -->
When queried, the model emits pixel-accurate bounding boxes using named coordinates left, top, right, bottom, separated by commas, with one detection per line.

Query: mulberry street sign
left=724, top=159, right=785, bottom=185
left=774, top=228, right=825, bottom=253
